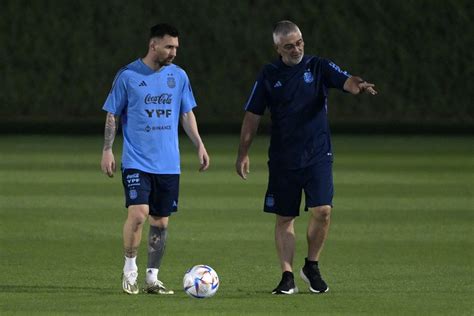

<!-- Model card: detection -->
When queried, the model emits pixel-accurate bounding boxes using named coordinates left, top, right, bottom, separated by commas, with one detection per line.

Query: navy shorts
left=263, top=161, right=333, bottom=217
left=122, top=168, right=179, bottom=217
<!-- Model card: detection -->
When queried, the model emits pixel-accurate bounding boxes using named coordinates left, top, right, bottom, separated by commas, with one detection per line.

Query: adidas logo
left=139, top=81, right=147, bottom=87
left=274, top=81, right=282, bottom=88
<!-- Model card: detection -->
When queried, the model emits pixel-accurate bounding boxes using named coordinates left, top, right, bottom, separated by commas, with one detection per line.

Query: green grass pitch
left=0, top=134, right=472, bottom=315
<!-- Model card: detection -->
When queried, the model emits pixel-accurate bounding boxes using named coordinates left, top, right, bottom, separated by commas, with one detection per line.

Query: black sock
left=147, top=225, right=168, bottom=269
left=282, top=271, right=294, bottom=279
left=305, top=257, right=319, bottom=266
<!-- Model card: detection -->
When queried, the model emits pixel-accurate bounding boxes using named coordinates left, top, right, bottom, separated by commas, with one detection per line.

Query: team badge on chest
left=303, top=70, right=314, bottom=83
left=167, top=76, right=176, bottom=88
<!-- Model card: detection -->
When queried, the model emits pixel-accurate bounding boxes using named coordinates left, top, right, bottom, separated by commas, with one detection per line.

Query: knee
left=311, top=205, right=331, bottom=222
left=128, top=205, right=148, bottom=227
left=149, top=216, right=169, bottom=229
left=276, top=215, right=295, bottom=228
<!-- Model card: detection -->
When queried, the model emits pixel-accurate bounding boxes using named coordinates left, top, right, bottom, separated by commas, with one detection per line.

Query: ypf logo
left=144, top=109, right=172, bottom=118
left=126, top=173, right=140, bottom=186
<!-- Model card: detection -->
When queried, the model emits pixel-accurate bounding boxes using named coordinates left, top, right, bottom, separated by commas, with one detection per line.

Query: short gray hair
left=272, top=20, right=301, bottom=45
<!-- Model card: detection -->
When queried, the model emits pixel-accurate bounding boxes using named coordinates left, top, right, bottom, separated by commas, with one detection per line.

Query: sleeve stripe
left=244, top=81, right=258, bottom=110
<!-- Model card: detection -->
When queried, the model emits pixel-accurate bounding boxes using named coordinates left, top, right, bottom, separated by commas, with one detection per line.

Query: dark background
left=1, top=0, right=473, bottom=134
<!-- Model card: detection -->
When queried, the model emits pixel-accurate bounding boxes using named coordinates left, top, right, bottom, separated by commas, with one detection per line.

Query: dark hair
left=149, top=23, right=179, bottom=39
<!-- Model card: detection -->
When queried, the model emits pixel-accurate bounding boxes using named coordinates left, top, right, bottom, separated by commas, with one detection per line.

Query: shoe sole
left=143, top=288, right=175, bottom=295
left=299, top=269, right=329, bottom=293
left=123, top=288, right=139, bottom=295
left=271, top=286, right=299, bottom=295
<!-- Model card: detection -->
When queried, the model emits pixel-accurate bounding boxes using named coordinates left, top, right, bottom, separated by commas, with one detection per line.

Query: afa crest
left=167, top=76, right=176, bottom=88
left=303, top=70, right=314, bottom=83
left=265, top=194, right=275, bottom=207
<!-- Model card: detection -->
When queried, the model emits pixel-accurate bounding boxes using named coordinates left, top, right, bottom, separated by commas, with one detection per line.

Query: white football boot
left=122, top=271, right=139, bottom=295
left=143, top=279, right=174, bottom=295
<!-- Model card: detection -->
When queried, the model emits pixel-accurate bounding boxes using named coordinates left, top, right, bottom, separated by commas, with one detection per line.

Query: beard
left=157, top=56, right=175, bottom=67
left=291, top=53, right=303, bottom=64
left=284, top=53, right=303, bottom=66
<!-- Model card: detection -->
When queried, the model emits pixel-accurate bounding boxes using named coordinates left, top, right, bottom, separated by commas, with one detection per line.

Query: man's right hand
left=101, top=150, right=116, bottom=177
left=236, top=155, right=250, bottom=180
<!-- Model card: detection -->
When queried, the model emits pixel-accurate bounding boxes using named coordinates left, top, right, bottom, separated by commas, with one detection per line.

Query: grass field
left=0, top=134, right=473, bottom=315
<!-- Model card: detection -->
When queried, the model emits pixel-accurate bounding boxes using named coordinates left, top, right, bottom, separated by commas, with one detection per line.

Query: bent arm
left=343, top=76, right=377, bottom=95
left=180, top=110, right=209, bottom=171
left=236, top=111, right=261, bottom=179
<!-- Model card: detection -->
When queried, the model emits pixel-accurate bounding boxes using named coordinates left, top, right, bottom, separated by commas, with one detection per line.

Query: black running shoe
left=272, top=271, right=299, bottom=295
left=300, top=258, right=329, bottom=293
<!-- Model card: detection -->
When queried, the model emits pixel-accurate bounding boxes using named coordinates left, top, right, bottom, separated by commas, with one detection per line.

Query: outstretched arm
left=343, top=76, right=377, bottom=95
left=236, top=111, right=261, bottom=180
left=101, top=112, right=118, bottom=177
left=180, top=110, right=210, bottom=172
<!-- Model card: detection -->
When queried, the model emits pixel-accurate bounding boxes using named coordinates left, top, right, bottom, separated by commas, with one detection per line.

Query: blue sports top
left=103, top=59, right=196, bottom=174
left=244, top=55, right=350, bottom=170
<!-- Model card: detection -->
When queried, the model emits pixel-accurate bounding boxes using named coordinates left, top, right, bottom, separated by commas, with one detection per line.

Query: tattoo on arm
left=103, top=113, right=117, bottom=151
left=124, top=246, right=139, bottom=258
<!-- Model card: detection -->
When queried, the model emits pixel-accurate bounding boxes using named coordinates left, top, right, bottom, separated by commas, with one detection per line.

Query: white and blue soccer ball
left=183, top=264, right=219, bottom=298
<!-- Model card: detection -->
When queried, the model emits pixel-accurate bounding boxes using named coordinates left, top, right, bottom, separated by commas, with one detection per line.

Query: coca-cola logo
left=144, top=93, right=172, bottom=104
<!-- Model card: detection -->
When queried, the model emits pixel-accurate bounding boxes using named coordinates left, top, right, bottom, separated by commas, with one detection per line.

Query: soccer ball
left=183, top=265, right=219, bottom=298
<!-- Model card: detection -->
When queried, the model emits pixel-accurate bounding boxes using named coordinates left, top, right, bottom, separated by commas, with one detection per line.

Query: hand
left=235, top=155, right=250, bottom=180
left=197, top=145, right=210, bottom=172
left=358, top=81, right=377, bottom=95
left=101, top=150, right=116, bottom=177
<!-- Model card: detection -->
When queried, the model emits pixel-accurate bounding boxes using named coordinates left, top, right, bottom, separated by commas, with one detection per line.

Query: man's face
left=276, top=32, right=304, bottom=66
left=150, top=35, right=179, bottom=66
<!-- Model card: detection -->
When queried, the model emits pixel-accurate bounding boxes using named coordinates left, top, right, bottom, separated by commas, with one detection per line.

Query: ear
left=149, top=38, right=160, bottom=51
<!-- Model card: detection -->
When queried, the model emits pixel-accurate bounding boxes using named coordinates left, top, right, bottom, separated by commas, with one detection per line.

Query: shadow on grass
left=0, top=284, right=118, bottom=295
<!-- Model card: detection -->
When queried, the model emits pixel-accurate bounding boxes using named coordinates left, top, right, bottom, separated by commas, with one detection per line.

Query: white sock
left=146, top=268, right=159, bottom=284
left=124, top=256, right=137, bottom=273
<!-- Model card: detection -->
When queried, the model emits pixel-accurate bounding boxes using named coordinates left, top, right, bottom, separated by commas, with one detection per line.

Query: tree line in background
left=1, top=0, right=472, bottom=132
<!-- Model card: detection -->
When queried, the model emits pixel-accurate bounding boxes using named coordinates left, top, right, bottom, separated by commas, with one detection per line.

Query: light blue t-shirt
left=102, top=59, right=196, bottom=174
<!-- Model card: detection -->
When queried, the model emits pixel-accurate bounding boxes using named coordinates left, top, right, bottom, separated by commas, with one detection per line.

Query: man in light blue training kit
left=100, top=23, right=210, bottom=295
left=236, top=21, right=376, bottom=295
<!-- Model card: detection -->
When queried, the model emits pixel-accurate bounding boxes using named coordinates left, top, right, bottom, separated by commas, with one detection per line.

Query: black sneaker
left=300, top=258, right=329, bottom=293
left=271, top=271, right=299, bottom=295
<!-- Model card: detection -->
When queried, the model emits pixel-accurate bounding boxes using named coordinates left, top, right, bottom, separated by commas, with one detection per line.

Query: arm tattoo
left=124, top=246, right=139, bottom=258
left=103, top=113, right=117, bottom=151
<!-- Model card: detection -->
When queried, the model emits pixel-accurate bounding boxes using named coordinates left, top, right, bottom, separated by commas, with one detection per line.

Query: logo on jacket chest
left=167, top=76, right=176, bottom=88
left=303, top=70, right=314, bottom=83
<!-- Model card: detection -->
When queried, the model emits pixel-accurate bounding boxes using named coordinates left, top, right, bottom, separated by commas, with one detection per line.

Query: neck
left=141, top=55, right=164, bottom=71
